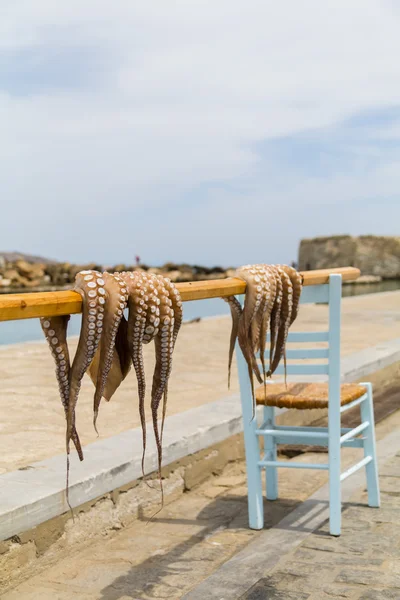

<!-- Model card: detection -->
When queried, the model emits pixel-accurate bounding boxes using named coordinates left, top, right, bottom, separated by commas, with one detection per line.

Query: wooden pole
left=0, top=267, right=360, bottom=322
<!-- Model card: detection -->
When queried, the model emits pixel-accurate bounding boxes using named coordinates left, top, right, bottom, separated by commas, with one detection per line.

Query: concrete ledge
left=1, top=338, right=400, bottom=541
left=342, top=337, right=400, bottom=382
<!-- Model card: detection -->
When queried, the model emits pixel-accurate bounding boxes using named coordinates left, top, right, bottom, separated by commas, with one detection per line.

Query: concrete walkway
left=1, top=290, right=400, bottom=473
left=2, top=407, right=400, bottom=599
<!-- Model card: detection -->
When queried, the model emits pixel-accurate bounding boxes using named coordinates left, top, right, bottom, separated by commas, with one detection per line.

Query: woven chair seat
left=255, top=382, right=367, bottom=410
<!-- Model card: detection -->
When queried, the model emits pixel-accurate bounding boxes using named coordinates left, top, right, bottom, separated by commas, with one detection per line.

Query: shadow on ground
left=97, top=494, right=300, bottom=600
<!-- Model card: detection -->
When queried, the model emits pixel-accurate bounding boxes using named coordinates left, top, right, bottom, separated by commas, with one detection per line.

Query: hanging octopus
left=223, top=264, right=302, bottom=413
left=267, top=266, right=293, bottom=380
left=41, top=267, right=183, bottom=509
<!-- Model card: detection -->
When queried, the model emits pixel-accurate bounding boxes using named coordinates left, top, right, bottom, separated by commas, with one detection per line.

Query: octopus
left=41, top=268, right=183, bottom=507
left=223, top=264, right=302, bottom=415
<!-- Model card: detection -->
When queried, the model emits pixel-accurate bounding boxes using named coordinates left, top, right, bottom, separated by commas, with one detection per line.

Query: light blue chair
left=236, top=274, right=380, bottom=536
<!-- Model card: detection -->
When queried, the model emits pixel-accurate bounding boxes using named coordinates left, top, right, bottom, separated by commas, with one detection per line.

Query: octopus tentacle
left=236, top=265, right=271, bottom=417
left=92, top=272, right=128, bottom=432
left=123, top=271, right=149, bottom=478
left=268, top=267, right=293, bottom=381
left=140, top=273, right=160, bottom=346
left=222, top=295, right=242, bottom=389
left=268, top=266, right=283, bottom=374
left=256, top=267, right=277, bottom=386
left=249, top=266, right=276, bottom=369
left=40, top=315, right=83, bottom=461
left=236, top=267, right=263, bottom=347
left=88, top=314, right=132, bottom=401
left=226, top=265, right=269, bottom=420
left=249, top=265, right=271, bottom=351
left=67, top=270, right=103, bottom=454
left=162, top=277, right=183, bottom=345
left=150, top=277, right=175, bottom=500
left=157, top=277, right=183, bottom=441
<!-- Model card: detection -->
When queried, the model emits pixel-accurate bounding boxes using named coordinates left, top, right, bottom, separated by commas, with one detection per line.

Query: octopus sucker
left=268, top=267, right=293, bottom=381
left=91, top=272, right=128, bottom=433
left=223, top=295, right=242, bottom=389
left=277, top=264, right=303, bottom=325
left=40, top=315, right=83, bottom=461
left=67, top=270, right=103, bottom=455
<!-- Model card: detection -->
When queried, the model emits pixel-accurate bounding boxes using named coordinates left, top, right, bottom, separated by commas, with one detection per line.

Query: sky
left=1, top=1, right=400, bottom=268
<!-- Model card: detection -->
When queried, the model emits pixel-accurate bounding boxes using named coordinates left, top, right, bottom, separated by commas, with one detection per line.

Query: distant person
left=135, top=255, right=141, bottom=266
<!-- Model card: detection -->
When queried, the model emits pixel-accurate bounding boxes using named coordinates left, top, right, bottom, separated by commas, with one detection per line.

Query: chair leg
left=328, top=407, right=342, bottom=536
left=360, top=382, right=380, bottom=508
left=264, top=405, right=278, bottom=500
left=243, top=413, right=264, bottom=529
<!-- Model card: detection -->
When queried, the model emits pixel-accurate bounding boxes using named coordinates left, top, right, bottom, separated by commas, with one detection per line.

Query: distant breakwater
left=0, top=259, right=237, bottom=293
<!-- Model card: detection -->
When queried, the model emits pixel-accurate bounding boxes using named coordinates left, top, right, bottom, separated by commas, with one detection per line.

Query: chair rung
left=266, top=331, right=329, bottom=342
left=285, top=348, right=329, bottom=359
left=272, top=425, right=352, bottom=434
left=256, top=428, right=328, bottom=439
left=258, top=460, right=329, bottom=470
left=272, top=363, right=329, bottom=376
left=340, top=422, right=369, bottom=444
left=340, top=456, right=372, bottom=481
left=340, top=393, right=368, bottom=413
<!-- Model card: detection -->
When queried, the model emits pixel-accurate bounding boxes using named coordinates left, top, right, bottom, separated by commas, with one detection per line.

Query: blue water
left=0, top=298, right=231, bottom=346
left=2, top=280, right=400, bottom=346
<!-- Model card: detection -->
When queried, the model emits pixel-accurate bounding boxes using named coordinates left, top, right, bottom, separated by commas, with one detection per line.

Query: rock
left=163, top=262, right=180, bottom=272
left=166, top=270, right=185, bottom=282
left=206, top=272, right=227, bottom=280
left=15, top=260, right=45, bottom=280
left=0, top=278, right=11, bottom=287
left=350, top=274, right=382, bottom=284
left=298, top=235, right=400, bottom=279
left=112, top=264, right=129, bottom=273
left=20, top=278, right=42, bottom=288
left=3, top=269, right=23, bottom=283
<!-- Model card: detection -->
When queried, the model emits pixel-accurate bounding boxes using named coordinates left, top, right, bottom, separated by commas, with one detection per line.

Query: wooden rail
left=0, top=267, right=360, bottom=322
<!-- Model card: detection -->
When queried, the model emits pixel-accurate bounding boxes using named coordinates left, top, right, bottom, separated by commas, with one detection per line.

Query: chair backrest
left=236, top=273, right=342, bottom=386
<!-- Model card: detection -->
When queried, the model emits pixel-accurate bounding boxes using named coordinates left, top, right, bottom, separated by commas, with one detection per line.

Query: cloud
left=0, top=0, right=400, bottom=266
